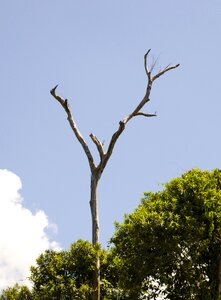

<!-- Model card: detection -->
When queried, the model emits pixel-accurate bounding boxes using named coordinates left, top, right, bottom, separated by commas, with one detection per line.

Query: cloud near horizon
left=0, top=169, right=60, bottom=290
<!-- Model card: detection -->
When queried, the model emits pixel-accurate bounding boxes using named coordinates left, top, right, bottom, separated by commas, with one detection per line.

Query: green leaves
left=29, top=240, right=123, bottom=299
left=0, top=284, right=32, bottom=300
left=29, top=240, right=99, bottom=299
left=2, top=168, right=221, bottom=299
left=111, top=168, right=221, bottom=299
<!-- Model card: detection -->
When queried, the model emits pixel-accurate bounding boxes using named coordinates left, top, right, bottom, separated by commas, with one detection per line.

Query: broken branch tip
left=50, top=84, right=59, bottom=95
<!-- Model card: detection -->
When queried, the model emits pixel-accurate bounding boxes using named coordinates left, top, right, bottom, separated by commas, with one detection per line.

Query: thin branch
left=144, top=49, right=151, bottom=77
left=127, top=86, right=152, bottom=121
left=152, top=63, right=180, bottom=81
left=90, top=133, right=105, bottom=160
left=50, top=85, right=67, bottom=110
left=134, top=112, right=157, bottom=117
left=50, top=85, right=96, bottom=171
left=150, top=54, right=160, bottom=73
left=101, top=52, right=179, bottom=171
left=100, top=121, right=125, bottom=172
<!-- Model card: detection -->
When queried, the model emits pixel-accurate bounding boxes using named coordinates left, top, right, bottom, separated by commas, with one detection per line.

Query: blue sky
left=1, top=0, right=221, bottom=287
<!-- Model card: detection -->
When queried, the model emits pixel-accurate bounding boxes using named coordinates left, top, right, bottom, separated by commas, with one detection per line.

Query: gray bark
left=90, top=173, right=100, bottom=300
left=90, top=174, right=100, bottom=245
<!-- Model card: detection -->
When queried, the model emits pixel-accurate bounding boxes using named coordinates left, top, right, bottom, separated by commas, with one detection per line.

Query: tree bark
left=50, top=50, right=179, bottom=300
left=90, top=173, right=100, bottom=300
left=90, top=174, right=100, bottom=245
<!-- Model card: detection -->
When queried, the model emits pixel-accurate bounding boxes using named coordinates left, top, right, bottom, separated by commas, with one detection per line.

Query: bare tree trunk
left=90, top=174, right=100, bottom=245
left=50, top=50, right=179, bottom=300
left=90, top=173, right=100, bottom=300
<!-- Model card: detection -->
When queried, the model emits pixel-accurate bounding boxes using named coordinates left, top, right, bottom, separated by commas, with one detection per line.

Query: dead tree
left=50, top=50, right=179, bottom=300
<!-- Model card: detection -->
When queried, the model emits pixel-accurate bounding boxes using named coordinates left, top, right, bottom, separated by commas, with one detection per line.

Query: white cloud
left=0, top=169, right=60, bottom=290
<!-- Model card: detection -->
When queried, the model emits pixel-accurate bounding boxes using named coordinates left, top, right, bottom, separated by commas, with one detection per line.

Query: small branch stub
left=135, top=112, right=157, bottom=117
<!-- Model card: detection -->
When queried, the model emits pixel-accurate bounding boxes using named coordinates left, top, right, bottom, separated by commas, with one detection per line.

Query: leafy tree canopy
left=111, top=168, right=221, bottom=299
left=0, top=284, right=32, bottom=300
left=0, top=240, right=123, bottom=300
left=2, top=169, right=221, bottom=299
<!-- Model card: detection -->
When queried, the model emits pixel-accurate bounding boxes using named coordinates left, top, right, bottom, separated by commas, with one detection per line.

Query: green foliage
left=29, top=240, right=95, bottom=299
left=0, top=240, right=124, bottom=300
left=31, top=240, right=95, bottom=296
left=111, top=169, right=221, bottom=299
left=0, top=284, right=32, bottom=300
left=2, top=169, right=221, bottom=299
left=30, top=239, right=122, bottom=299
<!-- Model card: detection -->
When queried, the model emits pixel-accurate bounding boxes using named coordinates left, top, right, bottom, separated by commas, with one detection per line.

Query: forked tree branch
left=101, top=50, right=179, bottom=172
left=50, top=50, right=179, bottom=175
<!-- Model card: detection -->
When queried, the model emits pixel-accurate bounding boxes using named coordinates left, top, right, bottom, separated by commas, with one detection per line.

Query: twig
left=144, top=49, right=151, bottom=76
left=134, top=112, right=157, bottom=117
left=152, top=64, right=180, bottom=81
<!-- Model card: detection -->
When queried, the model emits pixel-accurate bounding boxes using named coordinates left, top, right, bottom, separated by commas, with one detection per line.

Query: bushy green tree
left=111, top=169, right=221, bottom=299
left=0, top=284, right=32, bottom=300
left=29, top=239, right=122, bottom=300
left=3, top=169, right=221, bottom=299
left=0, top=240, right=125, bottom=300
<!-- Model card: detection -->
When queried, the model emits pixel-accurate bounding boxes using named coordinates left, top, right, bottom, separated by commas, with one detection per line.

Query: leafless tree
left=50, top=50, right=179, bottom=300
